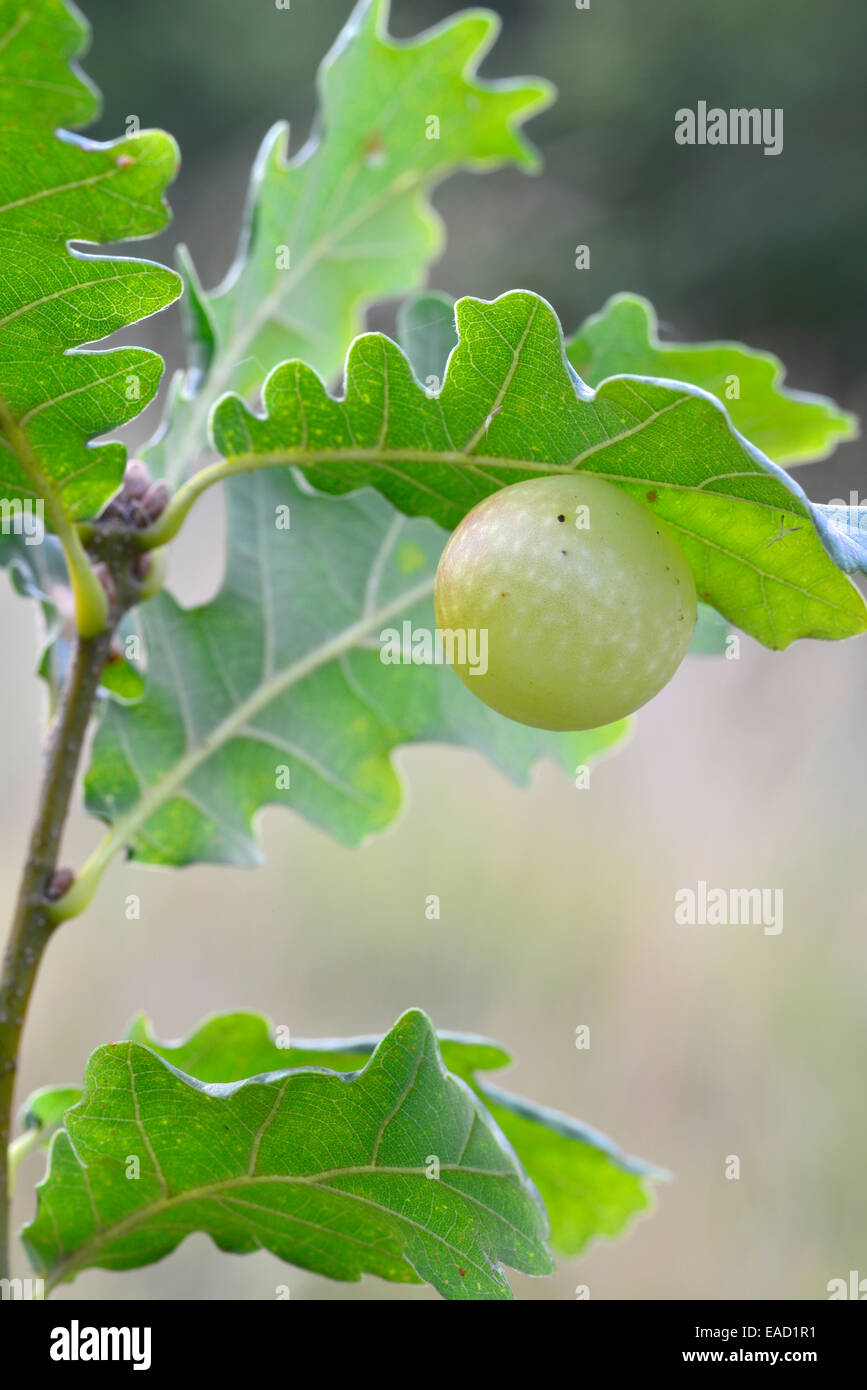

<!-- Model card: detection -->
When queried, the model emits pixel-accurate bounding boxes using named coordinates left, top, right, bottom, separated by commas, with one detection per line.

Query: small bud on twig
left=45, top=867, right=75, bottom=902
left=123, top=460, right=151, bottom=499
left=140, top=481, right=170, bottom=523
left=132, top=552, right=153, bottom=582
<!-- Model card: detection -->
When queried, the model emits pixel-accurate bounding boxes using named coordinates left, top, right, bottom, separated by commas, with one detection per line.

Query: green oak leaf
left=22, top=1010, right=553, bottom=1300
left=143, top=0, right=552, bottom=486
left=0, top=0, right=181, bottom=536
left=78, top=469, right=624, bottom=879
left=204, top=290, right=867, bottom=651
left=0, top=0, right=97, bottom=130
left=7, top=1025, right=509, bottom=1191
left=566, top=294, right=856, bottom=466
left=124, top=1012, right=661, bottom=1259
left=16, top=1010, right=659, bottom=1260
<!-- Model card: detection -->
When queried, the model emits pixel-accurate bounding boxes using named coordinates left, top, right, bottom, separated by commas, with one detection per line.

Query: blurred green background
left=3, top=0, right=866, bottom=1300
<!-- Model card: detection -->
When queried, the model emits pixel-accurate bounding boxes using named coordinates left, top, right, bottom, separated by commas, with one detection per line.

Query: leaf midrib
left=0, top=162, right=128, bottom=217
left=45, top=1160, right=519, bottom=1289
left=206, top=440, right=813, bottom=530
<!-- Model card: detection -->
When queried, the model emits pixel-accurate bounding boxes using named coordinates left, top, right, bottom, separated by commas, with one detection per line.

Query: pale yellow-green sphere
left=434, top=475, right=697, bottom=731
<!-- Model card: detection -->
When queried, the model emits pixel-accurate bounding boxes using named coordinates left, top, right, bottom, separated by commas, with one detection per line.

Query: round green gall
left=433, top=475, right=697, bottom=731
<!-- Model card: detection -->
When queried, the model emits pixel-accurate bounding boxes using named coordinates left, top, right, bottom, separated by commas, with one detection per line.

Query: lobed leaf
left=0, top=0, right=97, bottom=130
left=125, top=1011, right=660, bottom=1260
left=566, top=294, right=856, bottom=467
left=208, top=290, right=867, bottom=651
left=0, top=0, right=181, bottom=536
left=144, top=0, right=553, bottom=486
left=18, top=1010, right=659, bottom=1264
left=22, top=1010, right=553, bottom=1299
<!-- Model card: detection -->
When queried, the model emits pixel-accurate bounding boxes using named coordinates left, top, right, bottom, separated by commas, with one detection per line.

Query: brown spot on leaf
left=362, top=132, right=387, bottom=166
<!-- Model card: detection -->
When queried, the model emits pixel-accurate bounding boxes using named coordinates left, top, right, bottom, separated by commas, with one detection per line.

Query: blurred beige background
left=3, top=0, right=866, bottom=1300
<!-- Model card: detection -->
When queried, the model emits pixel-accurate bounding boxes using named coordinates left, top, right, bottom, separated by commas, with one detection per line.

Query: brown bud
left=98, top=497, right=126, bottom=522
left=123, top=460, right=151, bottom=499
left=140, top=480, right=170, bottom=523
left=45, top=867, right=75, bottom=901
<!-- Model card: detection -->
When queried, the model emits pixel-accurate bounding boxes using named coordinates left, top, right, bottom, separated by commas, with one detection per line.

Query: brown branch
left=0, top=623, right=115, bottom=1279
